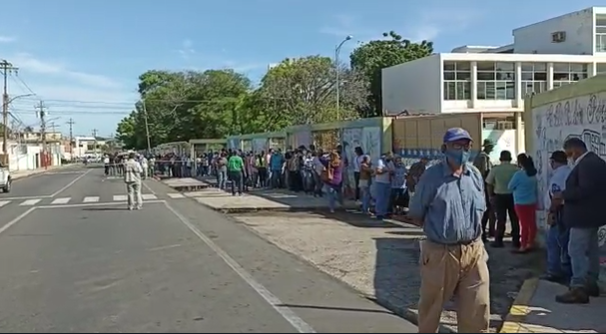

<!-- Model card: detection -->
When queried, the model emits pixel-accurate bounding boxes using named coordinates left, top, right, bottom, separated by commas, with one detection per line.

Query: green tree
left=116, top=69, right=257, bottom=150
left=350, top=31, right=433, bottom=116
left=259, top=55, right=367, bottom=125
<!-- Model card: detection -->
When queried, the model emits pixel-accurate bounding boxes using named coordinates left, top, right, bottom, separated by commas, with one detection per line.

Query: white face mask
left=568, top=158, right=575, bottom=166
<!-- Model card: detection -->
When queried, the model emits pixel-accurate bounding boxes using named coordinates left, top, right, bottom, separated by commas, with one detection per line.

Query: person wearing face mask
left=554, top=138, right=606, bottom=304
left=408, top=127, right=489, bottom=333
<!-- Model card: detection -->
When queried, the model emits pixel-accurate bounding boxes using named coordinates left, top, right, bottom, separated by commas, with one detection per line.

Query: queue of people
left=407, top=128, right=605, bottom=332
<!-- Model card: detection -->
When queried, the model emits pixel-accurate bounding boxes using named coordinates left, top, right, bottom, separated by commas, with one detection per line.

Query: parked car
left=0, top=163, right=11, bottom=193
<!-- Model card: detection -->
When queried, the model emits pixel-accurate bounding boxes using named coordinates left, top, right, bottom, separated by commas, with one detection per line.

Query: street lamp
left=335, top=35, right=353, bottom=120
left=3, top=93, right=35, bottom=156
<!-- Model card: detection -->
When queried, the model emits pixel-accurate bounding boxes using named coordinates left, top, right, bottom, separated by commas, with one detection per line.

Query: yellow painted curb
left=499, top=278, right=539, bottom=333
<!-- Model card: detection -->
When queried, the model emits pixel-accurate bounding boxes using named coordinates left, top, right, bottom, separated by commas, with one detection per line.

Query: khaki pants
left=126, top=181, right=143, bottom=209
left=417, top=239, right=490, bottom=333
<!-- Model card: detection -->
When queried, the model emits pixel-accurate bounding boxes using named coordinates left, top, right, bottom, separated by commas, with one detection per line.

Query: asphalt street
left=0, top=164, right=417, bottom=333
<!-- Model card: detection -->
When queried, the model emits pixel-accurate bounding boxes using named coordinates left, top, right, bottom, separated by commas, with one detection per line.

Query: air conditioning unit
left=552, top=31, right=566, bottom=43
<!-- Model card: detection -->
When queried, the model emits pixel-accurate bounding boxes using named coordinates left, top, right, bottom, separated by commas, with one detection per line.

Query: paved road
left=0, top=165, right=417, bottom=332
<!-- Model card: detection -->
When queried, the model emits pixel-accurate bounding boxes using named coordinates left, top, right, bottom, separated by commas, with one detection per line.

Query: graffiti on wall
left=252, top=138, right=267, bottom=153
left=362, top=126, right=382, bottom=165
left=532, top=92, right=606, bottom=245
left=342, top=128, right=363, bottom=186
left=292, top=130, right=312, bottom=148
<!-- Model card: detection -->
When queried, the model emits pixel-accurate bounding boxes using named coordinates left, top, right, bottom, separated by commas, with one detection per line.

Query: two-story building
left=382, top=7, right=606, bottom=116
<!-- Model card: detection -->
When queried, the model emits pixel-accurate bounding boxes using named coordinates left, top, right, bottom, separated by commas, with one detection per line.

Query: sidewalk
left=11, top=164, right=72, bottom=180
left=501, top=279, right=606, bottom=333
left=167, top=177, right=358, bottom=212
left=164, top=177, right=544, bottom=332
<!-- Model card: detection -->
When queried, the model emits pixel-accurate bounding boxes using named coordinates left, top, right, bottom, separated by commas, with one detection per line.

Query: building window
left=521, top=62, right=547, bottom=96
left=596, top=15, right=606, bottom=52
left=597, top=63, right=606, bottom=75
left=443, top=61, right=471, bottom=100
left=552, top=63, right=588, bottom=88
left=476, top=62, right=515, bottom=100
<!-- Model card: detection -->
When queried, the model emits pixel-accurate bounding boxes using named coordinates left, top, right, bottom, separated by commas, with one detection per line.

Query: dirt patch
left=231, top=211, right=544, bottom=332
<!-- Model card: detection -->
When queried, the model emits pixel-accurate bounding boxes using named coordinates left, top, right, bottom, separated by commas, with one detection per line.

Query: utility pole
left=35, top=101, right=47, bottom=150
left=142, top=100, right=152, bottom=153
left=67, top=118, right=75, bottom=157
left=92, top=128, right=98, bottom=156
left=1, top=60, right=18, bottom=163
left=35, top=101, right=47, bottom=168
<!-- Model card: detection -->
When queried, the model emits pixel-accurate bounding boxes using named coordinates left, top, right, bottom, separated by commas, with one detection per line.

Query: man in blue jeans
left=542, top=151, right=572, bottom=284
left=555, top=138, right=606, bottom=304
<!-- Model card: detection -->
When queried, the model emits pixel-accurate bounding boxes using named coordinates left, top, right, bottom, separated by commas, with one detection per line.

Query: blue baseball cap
left=443, top=127, right=472, bottom=143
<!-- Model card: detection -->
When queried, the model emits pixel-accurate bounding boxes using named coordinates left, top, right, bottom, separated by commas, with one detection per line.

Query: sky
left=0, top=0, right=597, bottom=137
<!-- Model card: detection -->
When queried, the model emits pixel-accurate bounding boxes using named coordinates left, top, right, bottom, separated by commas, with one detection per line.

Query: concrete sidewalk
left=501, top=279, right=606, bottom=333
left=166, top=177, right=358, bottom=212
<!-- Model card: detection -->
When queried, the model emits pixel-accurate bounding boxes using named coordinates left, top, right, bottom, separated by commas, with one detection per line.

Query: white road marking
left=142, top=194, right=157, bottom=200
left=50, top=169, right=92, bottom=197
left=83, top=196, right=100, bottom=203
left=142, top=181, right=156, bottom=195
left=113, top=195, right=127, bottom=201
left=38, top=199, right=165, bottom=209
left=51, top=197, right=71, bottom=205
left=20, top=199, right=42, bottom=206
left=0, top=200, right=10, bottom=207
left=162, top=202, right=316, bottom=333
left=167, top=193, right=185, bottom=199
left=0, top=207, right=36, bottom=236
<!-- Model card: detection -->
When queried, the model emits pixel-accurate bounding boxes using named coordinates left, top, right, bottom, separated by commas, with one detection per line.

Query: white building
left=73, top=136, right=106, bottom=158
left=382, top=6, right=606, bottom=116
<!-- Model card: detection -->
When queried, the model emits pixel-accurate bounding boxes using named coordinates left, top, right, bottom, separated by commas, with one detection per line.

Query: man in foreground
left=409, top=127, right=490, bottom=333
left=124, top=152, right=143, bottom=210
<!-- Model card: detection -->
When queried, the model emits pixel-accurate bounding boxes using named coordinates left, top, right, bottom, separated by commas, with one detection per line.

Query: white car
left=0, top=163, right=11, bottom=193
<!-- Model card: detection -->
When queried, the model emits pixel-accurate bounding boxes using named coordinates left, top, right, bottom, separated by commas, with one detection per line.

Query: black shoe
left=556, top=287, right=589, bottom=304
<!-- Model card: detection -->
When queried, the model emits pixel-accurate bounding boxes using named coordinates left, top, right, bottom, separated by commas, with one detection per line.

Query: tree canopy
left=350, top=31, right=433, bottom=116
left=116, top=31, right=434, bottom=150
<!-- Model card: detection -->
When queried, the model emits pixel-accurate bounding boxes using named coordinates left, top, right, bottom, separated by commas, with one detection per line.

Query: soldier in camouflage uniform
left=473, top=139, right=495, bottom=241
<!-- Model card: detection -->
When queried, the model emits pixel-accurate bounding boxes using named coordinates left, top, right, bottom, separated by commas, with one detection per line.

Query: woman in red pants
left=507, top=154, right=539, bottom=253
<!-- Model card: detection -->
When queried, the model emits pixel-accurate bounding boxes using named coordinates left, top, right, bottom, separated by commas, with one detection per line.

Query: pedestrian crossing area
left=0, top=193, right=187, bottom=208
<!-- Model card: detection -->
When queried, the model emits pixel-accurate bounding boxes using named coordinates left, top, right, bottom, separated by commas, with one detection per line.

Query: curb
left=499, top=278, right=539, bottom=333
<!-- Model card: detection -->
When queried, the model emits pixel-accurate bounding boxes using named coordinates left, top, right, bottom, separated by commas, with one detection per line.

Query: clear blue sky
left=1, top=0, right=595, bottom=137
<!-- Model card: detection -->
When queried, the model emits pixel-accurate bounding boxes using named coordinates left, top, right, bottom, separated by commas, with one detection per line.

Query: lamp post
left=335, top=35, right=353, bottom=120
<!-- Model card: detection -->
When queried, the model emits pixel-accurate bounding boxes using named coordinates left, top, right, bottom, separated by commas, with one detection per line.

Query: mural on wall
left=342, top=128, right=363, bottom=186
left=241, top=140, right=252, bottom=153
left=312, top=130, right=340, bottom=151
left=291, top=130, right=312, bottom=149
left=252, top=138, right=267, bottom=153
left=362, top=126, right=382, bottom=165
left=227, top=138, right=240, bottom=150
left=532, top=92, right=606, bottom=246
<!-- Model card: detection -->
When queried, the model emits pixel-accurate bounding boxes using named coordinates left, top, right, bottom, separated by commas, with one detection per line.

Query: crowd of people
left=139, top=129, right=604, bottom=332
left=187, top=145, right=429, bottom=216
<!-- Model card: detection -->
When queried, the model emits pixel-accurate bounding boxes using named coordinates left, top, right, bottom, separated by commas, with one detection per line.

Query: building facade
left=382, top=6, right=606, bottom=116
